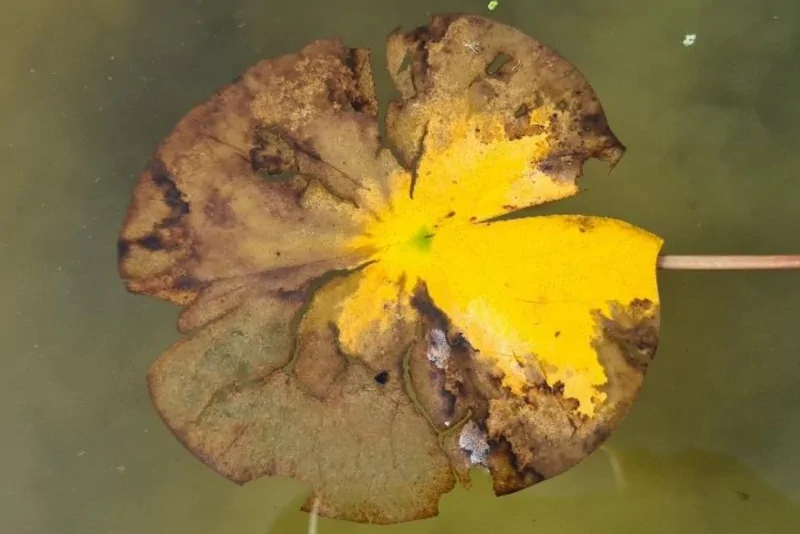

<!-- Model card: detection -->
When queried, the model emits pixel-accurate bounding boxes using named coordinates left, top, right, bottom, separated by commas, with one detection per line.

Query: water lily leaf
left=119, top=14, right=663, bottom=525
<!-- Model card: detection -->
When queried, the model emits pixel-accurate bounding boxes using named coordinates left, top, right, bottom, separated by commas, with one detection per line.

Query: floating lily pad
left=118, top=14, right=662, bottom=524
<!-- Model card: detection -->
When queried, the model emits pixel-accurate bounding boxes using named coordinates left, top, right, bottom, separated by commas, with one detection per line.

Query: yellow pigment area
left=414, top=102, right=579, bottom=225
left=419, top=217, right=662, bottom=415
left=335, top=262, right=416, bottom=355
left=342, top=107, right=663, bottom=417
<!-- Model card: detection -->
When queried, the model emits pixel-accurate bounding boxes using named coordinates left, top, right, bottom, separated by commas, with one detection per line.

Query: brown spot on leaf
left=116, top=239, right=130, bottom=261
left=150, top=159, right=190, bottom=216
left=203, top=191, right=237, bottom=229
left=136, top=234, right=164, bottom=251
left=250, top=126, right=298, bottom=177
left=596, top=299, right=660, bottom=371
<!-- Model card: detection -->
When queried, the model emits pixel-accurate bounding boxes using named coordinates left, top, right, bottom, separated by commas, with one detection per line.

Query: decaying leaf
left=118, top=14, right=663, bottom=524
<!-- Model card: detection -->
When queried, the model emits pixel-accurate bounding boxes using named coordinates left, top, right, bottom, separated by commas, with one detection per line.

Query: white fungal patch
left=426, top=328, right=451, bottom=369
left=458, top=421, right=490, bottom=466
left=682, top=34, right=697, bottom=47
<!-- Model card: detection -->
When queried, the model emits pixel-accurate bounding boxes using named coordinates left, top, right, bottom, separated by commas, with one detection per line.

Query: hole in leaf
left=486, top=52, right=513, bottom=76
left=374, top=370, right=389, bottom=384
left=397, top=51, right=412, bottom=74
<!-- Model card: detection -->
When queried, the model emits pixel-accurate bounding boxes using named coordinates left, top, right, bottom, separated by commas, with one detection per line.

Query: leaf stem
left=657, top=255, right=800, bottom=270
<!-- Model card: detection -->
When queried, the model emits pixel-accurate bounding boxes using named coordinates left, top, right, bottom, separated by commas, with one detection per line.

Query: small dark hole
left=554, top=331, right=561, bottom=337
left=486, top=52, right=513, bottom=76
left=374, top=371, right=389, bottom=384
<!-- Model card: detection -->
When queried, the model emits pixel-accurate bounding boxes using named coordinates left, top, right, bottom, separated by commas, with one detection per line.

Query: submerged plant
left=117, top=14, right=797, bottom=524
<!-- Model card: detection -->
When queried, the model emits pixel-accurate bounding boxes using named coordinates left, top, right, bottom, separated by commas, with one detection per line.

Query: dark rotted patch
left=629, top=298, right=655, bottom=313
left=174, top=274, right=202, bottom=292
left=325, top=76, right=371, bottom=113
left=575, top=215, right=595, bottom=233
left=160, top=214, right=184, bottom=227
left=136, top=233, right=164, bottom=251
left=411, top=44, right=430, bottom=91
left=580, top=112, right=609, bottom=134
left=597, top=300, right=660, bottom=371
left=203, top=192, right=236, bottom=229
left=404, top=15, right=459, bottom=92
left=410, top=284, right=453, bottom=335
left=117, top=239, right=130, bottom=261
left=532, top=380, right=554, bottom=395
left=410, top=283, right=497, bottom=422
left=249, top=126, right=298, bottom=178
left=504, top=103, right=546, bottom=140
left=487, top=437, right=545, bottom=495
left=342, top=48, right=376, bottom=112
left=408, top=121, right=430, bottom=198
left=437, top=385, right=457, bottom=419
left=536, top=154, right=582, bottom=184
left=344, top=48, right=359, bottom=71
left=150, top=158, right=190, bottom=216
left=350, top=96, right=369, bottom=112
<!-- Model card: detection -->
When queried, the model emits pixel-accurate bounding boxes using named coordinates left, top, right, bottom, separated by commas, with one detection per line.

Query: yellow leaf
left=417, top=216, right=662, bottom=417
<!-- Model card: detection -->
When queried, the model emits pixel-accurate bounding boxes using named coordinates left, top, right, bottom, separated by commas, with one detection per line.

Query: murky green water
left=3, top=0, right=800, bottom=532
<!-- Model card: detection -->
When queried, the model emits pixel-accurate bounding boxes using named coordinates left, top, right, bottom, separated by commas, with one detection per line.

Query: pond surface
left=3, top=0, right=800, bottom=532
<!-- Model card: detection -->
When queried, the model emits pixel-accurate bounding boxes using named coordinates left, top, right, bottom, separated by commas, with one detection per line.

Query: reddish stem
left=657, top=255, right=800, bottom=270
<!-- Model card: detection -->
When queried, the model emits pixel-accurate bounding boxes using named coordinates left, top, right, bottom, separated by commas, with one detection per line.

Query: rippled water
left=3, top=0, right=800, bottom=532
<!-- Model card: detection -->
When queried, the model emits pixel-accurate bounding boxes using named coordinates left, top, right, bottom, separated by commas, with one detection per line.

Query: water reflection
left=270, top=448, right=800, bottom=533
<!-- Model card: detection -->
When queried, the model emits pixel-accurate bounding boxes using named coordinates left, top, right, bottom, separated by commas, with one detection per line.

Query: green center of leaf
left=410, top=225, right=433, bottom=252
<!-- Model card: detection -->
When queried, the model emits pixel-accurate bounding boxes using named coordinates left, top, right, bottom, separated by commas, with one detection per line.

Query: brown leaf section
left=149, top=275, right=454, bottom=524
left=118, top=40, right=400, bottom=307
left=385, top=14, right=624, bottom=205
left=407, top=286, right=660, bottom=496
